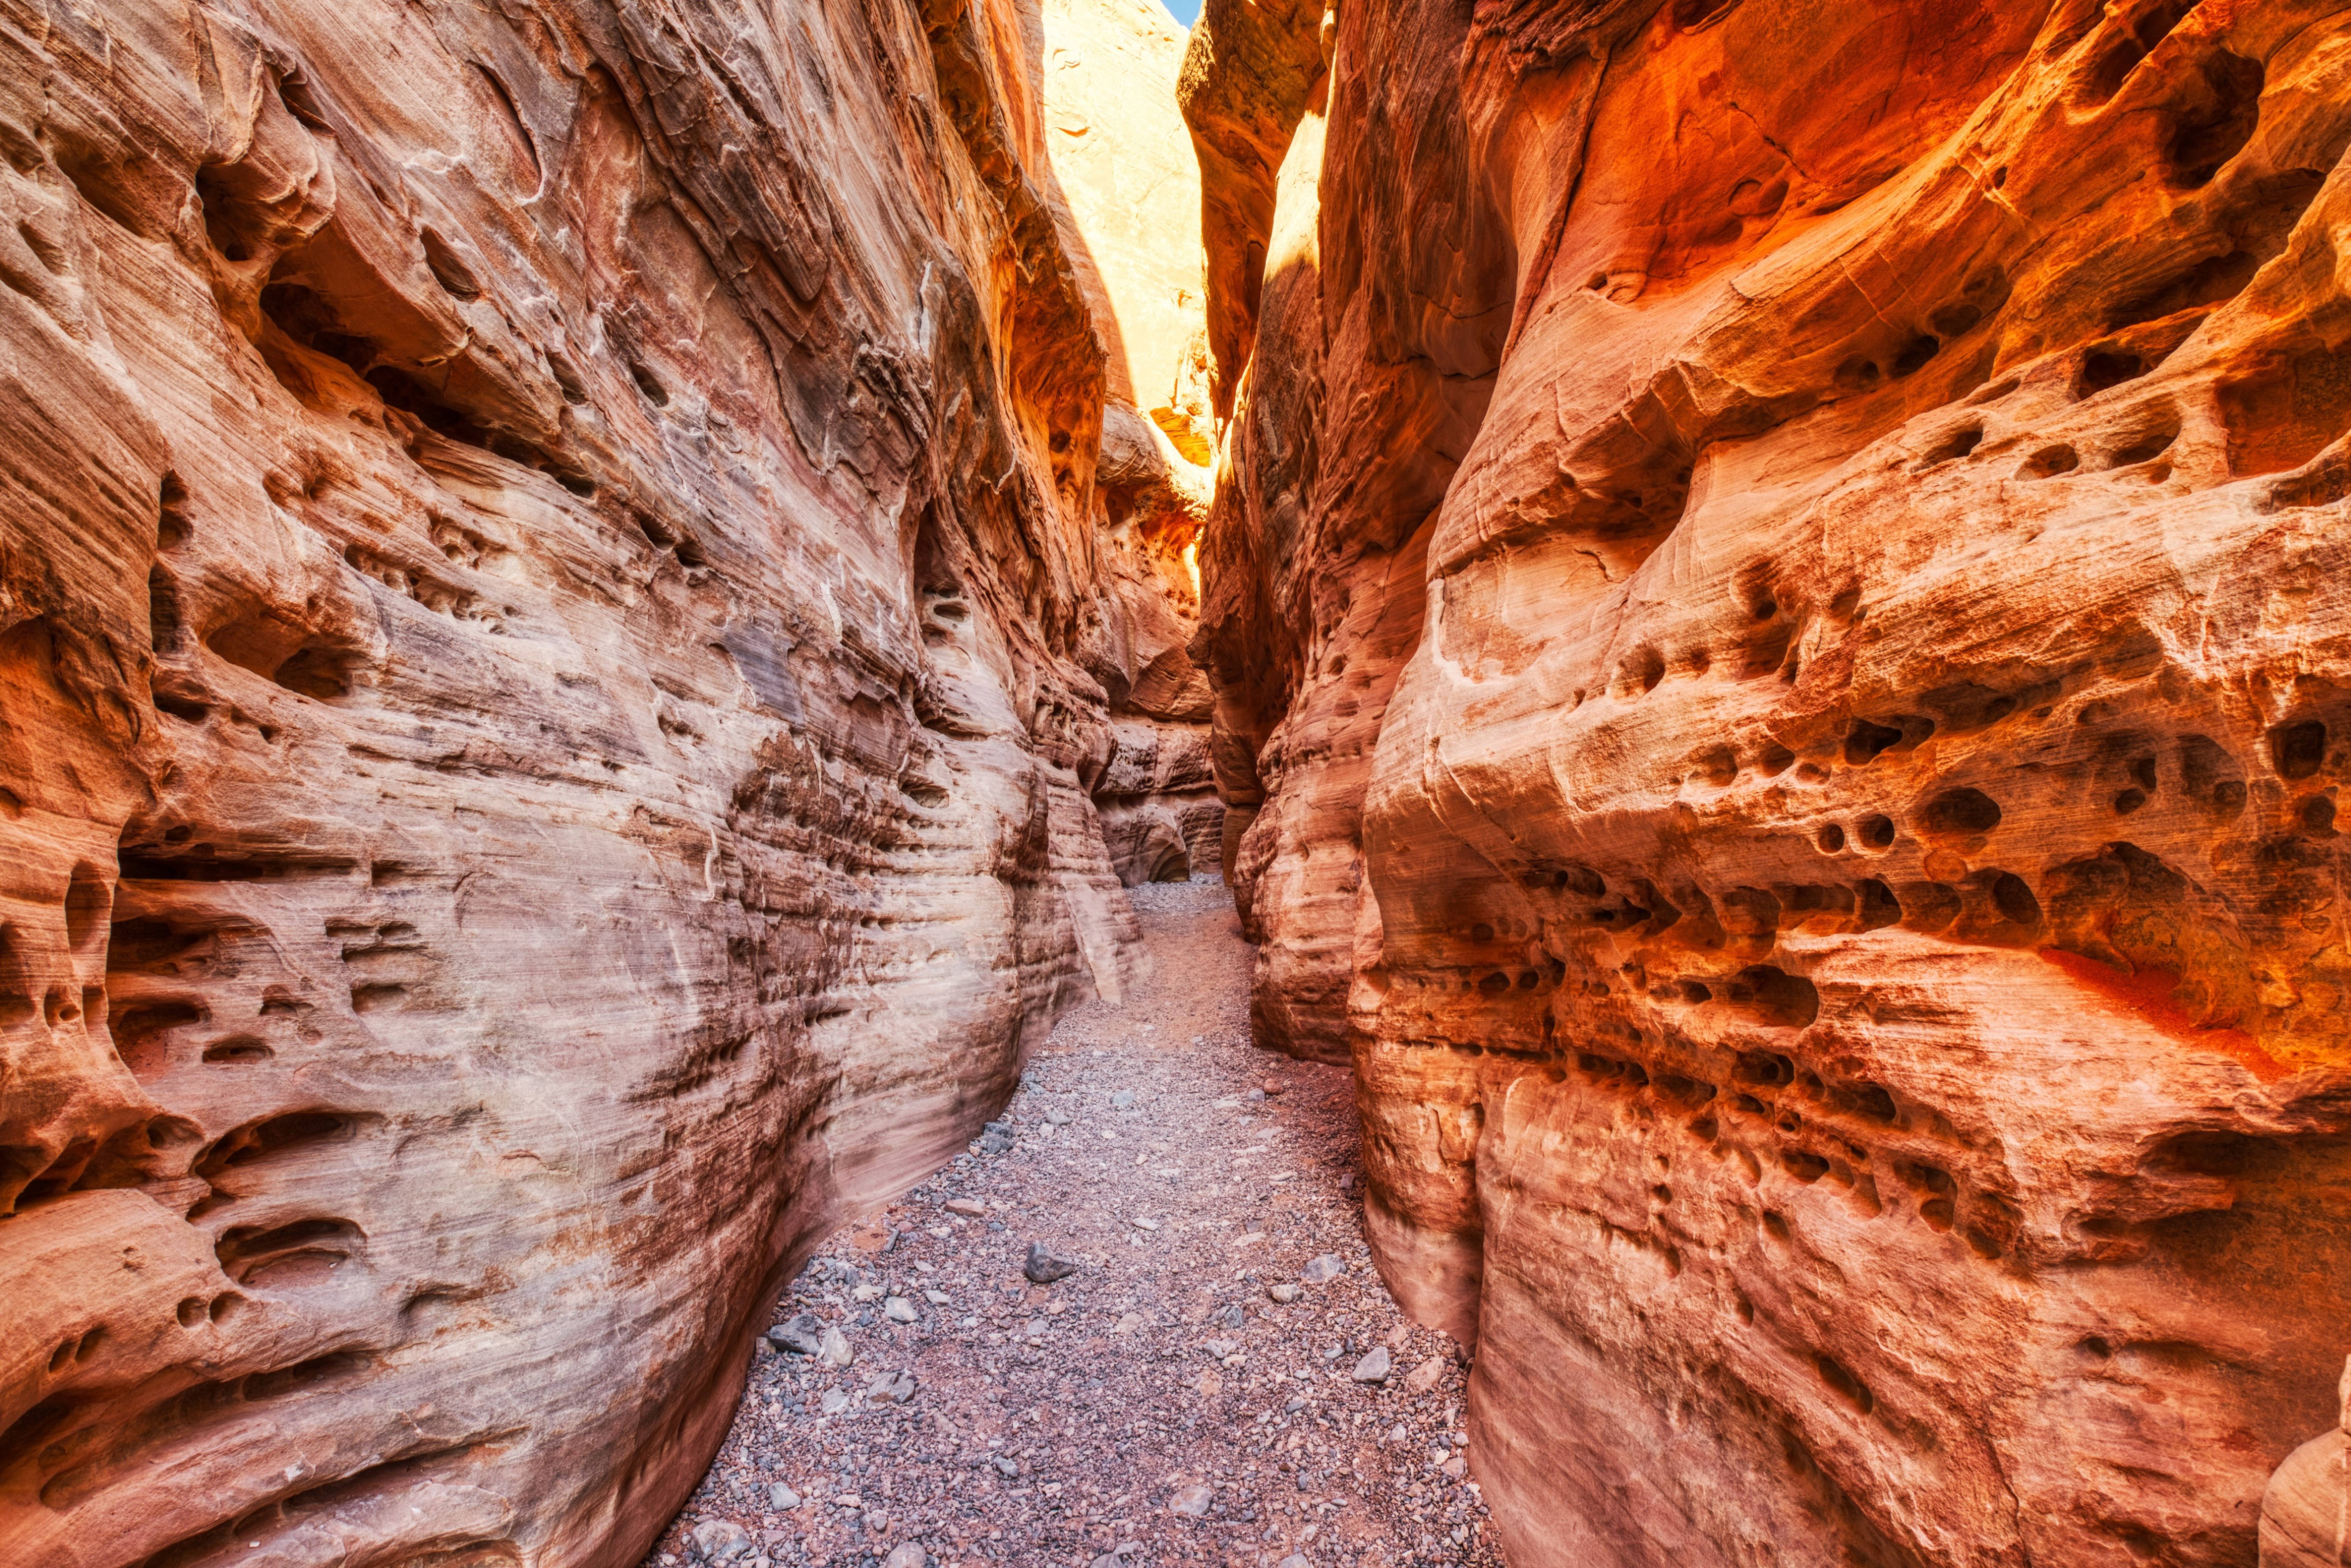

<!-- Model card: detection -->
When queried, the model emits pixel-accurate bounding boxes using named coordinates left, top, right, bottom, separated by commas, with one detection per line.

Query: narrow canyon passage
left=641, top=878, right=1498, bottom=1568
left=5, top=0, right=2351, bottom=1565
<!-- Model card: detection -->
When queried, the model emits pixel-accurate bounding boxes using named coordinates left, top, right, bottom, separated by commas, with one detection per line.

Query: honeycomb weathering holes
left=1920, top=787, right=2002, bottom=837
left=62, top=865, right=108, bottom=951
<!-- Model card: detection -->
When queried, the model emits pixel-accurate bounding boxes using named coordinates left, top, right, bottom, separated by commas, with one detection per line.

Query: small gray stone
left=817, top=1327, right=854, bottom=1367
left=1267, top=1282, right=1300, bottom=1304
left=1169, top=1483, right=1212, bottom=1517
left=1300, top=1254, right=1344, bottom=1284
left=687, top=1519, right=752, bottom=1564
left=1353, top=1345, right=1392, bottom=1383
left=1110, top=1090, right=1137, bottom=1109
left=767, top=1481, right=801, bottom=1510
left=882, top=1545, right=925, bottom=1568
left=1045, top=1108, right=1073, bottom=1126
left=884, top=1296, right=918, bottom=1323
left=1279, top=1557, right=1311, bottom=1568
left=1024, top=1242, right=1078, bottom=1284
left=766, top=1313, right=824, bottom=1356
left=819, top=1389, right=849, bottom=1415
left=992, top=1455, right=1021, bottom=1478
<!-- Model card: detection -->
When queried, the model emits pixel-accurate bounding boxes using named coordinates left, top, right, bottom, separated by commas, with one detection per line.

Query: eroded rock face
left=2262, top=1358, right=2349, bottom=1566
left=1195, top=0, right=2351, bottom=1561
left=1177, top=0, right=1328, bottom=419
left=0, top=0, right=1202, bottom=1563
left=1043, top=0, right=1223, bottom=885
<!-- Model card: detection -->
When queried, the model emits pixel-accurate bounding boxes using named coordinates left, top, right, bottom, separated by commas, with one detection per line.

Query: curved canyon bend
left=2, top=1, right=2350, bottom=1567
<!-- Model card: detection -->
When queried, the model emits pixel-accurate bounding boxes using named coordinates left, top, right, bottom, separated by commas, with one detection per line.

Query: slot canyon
left=2, top=0, right=2350, bottom=1564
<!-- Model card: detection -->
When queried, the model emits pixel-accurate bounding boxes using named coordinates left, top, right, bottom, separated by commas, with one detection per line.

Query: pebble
left=1022, top=1241, right=1078, bottom=1283
left=1169, top=1484, right=1213, bottom=1517
left=883, top=1547, right=924, bottom=1568
left=765, top=1314, right=822, bottom=1356
left=767, top=1482, right=800, bottom=1510
left=864, top=1371, right=917, bottom=1403
left=884, top=1296, right=919, bottom=1323
left=1301, top=1254, right=1345, bottom=1284
left=944, top=1198, right=987, bottom=1217
left=1353, top=1345, right=1392, bottom=1383
left=1110, top=1090, right=1138, bottom=1109
left=687, top=1519, right=750, bottom=1564
left=816, top=1328, right=853, bottom=1367
left=1267, top=1282, right=1300, bottom=1303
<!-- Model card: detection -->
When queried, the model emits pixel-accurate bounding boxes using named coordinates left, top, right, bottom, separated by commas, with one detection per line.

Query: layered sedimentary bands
left=1187, top=0, right=2351, bottom=1563
left=0, top=0, right=1211, bottom=1563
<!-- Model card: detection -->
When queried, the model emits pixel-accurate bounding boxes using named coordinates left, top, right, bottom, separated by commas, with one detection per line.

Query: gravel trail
left=643, top=876, right=1505, bottom=1568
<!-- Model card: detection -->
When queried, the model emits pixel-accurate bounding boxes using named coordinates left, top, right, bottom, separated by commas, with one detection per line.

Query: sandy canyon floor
left=639, top=877, right=1503, bottom=1568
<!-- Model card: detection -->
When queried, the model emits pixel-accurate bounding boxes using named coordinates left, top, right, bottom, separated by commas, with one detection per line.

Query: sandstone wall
left=1040, top=0, right=1224, bottom=886
left=1192, top=0, right=2351, bottom=1561
left=0, top=1, right=1202, bottom=1564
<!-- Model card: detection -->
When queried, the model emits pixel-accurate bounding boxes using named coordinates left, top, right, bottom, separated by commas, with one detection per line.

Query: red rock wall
left=0, top=1, right=1203, bottom=1564
left=1192, top=0, right=2351, bottom=1561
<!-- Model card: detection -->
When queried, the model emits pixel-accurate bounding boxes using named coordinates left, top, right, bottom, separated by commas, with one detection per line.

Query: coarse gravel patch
left=642, top=875, right=1505, bottom=1568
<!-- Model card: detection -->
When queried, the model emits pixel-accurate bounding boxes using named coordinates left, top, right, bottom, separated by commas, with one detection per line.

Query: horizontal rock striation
left=0, top=0, right=1206, bottom=1564
left=1193, top=0, right=2351, bottom=1562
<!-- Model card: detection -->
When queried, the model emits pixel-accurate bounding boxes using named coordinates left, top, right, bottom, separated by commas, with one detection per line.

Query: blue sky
left=1161, top=0, right=1201, bottom=27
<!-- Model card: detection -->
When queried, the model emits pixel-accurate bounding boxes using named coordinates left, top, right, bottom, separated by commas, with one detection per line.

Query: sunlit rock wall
left=1044, top=0, right=1224, bottom=884
left=1191, top=0, right=2351, bottom=1561
left=0, top=0, right=1201, bottom=1563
